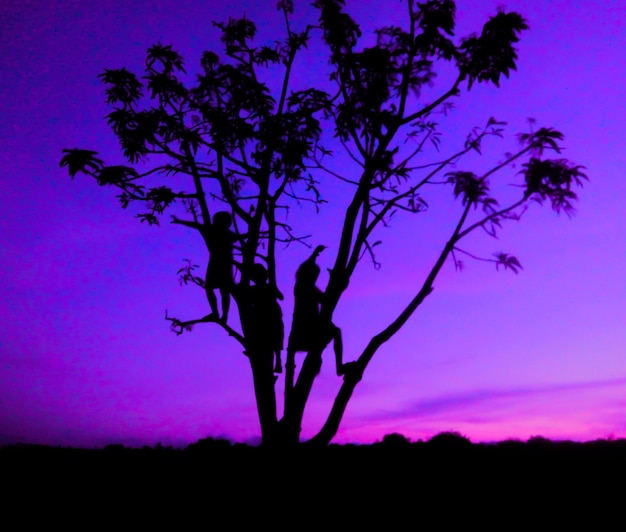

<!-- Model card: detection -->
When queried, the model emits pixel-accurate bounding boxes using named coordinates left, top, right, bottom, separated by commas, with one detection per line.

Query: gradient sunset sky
left=1, top=0, right=624, bottom=447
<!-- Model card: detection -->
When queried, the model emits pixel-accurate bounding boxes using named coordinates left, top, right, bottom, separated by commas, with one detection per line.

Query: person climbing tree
left=286, top=245, right=349, bottom=395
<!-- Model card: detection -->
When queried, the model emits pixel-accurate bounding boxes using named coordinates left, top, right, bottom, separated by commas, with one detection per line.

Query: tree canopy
left=60, top=0, right=586, bottom=446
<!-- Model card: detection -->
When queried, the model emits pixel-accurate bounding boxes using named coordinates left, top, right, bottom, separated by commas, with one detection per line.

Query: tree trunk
left=248, top=348, right=278, bottom=446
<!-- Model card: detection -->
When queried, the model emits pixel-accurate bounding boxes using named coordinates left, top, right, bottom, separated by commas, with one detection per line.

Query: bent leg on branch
left=332, top=324, right=356, bottom=376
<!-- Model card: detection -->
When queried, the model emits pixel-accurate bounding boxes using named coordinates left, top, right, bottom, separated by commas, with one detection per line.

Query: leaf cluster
left=518, top=128, right=587, bottom=215
left=457, top=10, right=528, bottom=88
left=60, top=14, right=336, bottom=236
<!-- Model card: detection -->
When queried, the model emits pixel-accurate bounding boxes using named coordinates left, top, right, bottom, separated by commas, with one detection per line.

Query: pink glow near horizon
left=1, top=0, right=625, bottom=447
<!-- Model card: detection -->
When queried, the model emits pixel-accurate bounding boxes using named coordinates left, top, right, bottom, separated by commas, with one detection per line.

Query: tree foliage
left=60, top=0, right=586, bottom=446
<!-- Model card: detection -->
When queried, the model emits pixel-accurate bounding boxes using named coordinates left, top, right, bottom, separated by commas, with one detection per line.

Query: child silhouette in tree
left=287, top=245, right=348, bottom=377
left=248, top=263, right=285, bottom=374
left=205, top=211, right=239, bottom=324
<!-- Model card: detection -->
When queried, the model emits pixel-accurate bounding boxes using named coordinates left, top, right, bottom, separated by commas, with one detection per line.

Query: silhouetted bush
left=426, top=431, right=472, bottom=449
left=378, top=433, right=412, bottom=447
left=527, top=435, right=553, bottom=447
left=187, top=436, right=233, bottom=453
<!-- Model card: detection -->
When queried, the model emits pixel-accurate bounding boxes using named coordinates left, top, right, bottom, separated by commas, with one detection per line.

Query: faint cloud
left=366, top=375, right=626, bottom=423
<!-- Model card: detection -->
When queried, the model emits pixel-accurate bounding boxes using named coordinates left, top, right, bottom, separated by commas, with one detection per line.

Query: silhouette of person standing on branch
left=205, top=211, right=240, bottom=324
left=247, top=263, right=285, bottom=374
left=286, top=245, right=348, bottom=386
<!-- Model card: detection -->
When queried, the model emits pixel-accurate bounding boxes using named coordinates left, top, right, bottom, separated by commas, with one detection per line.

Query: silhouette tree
left=60, top=0, right=586, bottom=447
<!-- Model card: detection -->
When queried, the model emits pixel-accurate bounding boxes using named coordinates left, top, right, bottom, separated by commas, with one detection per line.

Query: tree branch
left=401, top=76, right=462, bottom=126
left=164, top=310, right=246, bottom=346
left=310, top=197, right=474, bottom=445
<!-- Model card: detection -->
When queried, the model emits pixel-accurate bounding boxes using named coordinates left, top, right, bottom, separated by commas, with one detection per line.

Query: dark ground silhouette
left=4, top=432, right=625, bottom=520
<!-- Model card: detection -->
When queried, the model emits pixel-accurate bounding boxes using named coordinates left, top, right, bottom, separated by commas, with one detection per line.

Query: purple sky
left=1, top=0, right=625, bottom=447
